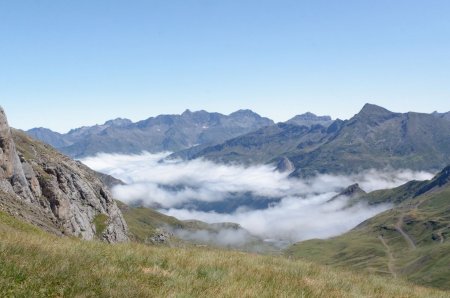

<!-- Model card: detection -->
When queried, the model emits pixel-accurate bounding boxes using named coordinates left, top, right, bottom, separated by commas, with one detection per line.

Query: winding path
left=378, top=235, right=397, bottom=278
left=395, top=212, right=416, bottom=250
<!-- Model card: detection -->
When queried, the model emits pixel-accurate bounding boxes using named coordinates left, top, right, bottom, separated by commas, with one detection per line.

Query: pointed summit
left=338, top=183, right=366, bottom=197
left=181, top=109, right=192, bottom=116
left=359, top=103, right=394, bottom=115
left=327, top=183, right=366, bottom=203
left=275, top=157, right=295, bottom=173
left=352, top=103, right=399, bottom=123
left=359, top=103, right=394, bottom=116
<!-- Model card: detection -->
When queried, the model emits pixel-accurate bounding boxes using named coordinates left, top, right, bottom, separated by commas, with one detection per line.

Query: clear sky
left=1, top=0, right=449, bottom=132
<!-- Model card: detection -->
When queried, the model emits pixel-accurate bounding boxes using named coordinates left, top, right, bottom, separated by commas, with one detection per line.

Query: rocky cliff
left=0, top=107, right=128, bottom=242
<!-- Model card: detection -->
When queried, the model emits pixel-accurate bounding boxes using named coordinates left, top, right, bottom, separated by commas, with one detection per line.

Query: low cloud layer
left=82, top=152, right=434, bottom=243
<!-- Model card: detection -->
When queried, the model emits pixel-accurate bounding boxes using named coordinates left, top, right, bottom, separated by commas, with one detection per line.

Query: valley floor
left=0, top=211, right=447, bottom=297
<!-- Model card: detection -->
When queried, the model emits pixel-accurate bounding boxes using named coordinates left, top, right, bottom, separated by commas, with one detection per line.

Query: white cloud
left=81, top=152, right=434, bottom=243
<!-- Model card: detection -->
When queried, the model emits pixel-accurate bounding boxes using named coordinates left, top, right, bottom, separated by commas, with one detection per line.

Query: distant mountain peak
left=181, top=109, right=211, bottom=117
left=28, top=127, right=58, bottom=133
left=327, top=183, right=366, bottom=203
left=287, top=112, right=333, bottom=127
left=291, top=112, right=332, bottom=121
left=104, top=118, right=132, bottom=127
left=302, top=112, right=317, bottom=117
left=182, top=109, right=193, bottom=115
left=339, top=183, right=366, bottom=197
left=27, top=109, right=274, bottom=157
left=359, top=103, right=394, bottom=116
left=432, top=111, right=450, bottom=121
left=229, top=109, right=259, bottom=117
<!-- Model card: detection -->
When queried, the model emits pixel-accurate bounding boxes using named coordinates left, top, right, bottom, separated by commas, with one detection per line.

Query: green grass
left=286, top=183, right=450, bottom=290
left=116, top=200, right=184, bottom=243
left=93, top=214, right=109, bottom=238
left=1, top=211, right=447, bottom=297
left=118, top=201, right=279, bottom=253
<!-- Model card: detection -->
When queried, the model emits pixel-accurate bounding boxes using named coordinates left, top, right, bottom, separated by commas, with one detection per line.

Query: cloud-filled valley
left=82, top=153, right=434, bottom=244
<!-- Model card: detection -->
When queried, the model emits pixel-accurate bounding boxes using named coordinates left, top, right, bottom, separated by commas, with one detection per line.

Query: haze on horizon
left=1, top=1, right=449, bottom=132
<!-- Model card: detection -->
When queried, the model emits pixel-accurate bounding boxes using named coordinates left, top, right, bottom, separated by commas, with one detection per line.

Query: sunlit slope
left=286, top=167, right=450, bottom=290
left=0, top=211, right=446, bottom=297
left=117, top=201, right=278, bottom=253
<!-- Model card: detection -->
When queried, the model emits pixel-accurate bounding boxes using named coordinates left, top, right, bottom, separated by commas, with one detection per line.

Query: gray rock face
left=0, top=107, right=128, bottom=243
left=147, top=229, right=173, bottom=244
left=275, top=157, right=295, bottom=173
left=0, top=108, right=35, bottom=203
left=338, top=183, right=366, bottom=197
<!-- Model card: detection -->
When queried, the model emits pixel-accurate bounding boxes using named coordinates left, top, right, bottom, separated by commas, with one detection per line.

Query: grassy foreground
left=0, top=211, right=447, bottom=297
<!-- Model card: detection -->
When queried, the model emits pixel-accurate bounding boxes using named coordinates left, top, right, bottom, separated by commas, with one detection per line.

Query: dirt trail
left=395, top=212, right=416, bottom=250
left=437, top=230, right=446, bottom=244
left=378, top=235, right=397, bottom=278
left=394, top=200, right=425, bottom=250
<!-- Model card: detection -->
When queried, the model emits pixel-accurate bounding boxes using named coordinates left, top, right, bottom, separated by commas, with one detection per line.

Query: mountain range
left=27, top=109, right=274, bottom=158
left=27, top=104, right=450, bottom=177
left=184, top=104, right=450, bottom=176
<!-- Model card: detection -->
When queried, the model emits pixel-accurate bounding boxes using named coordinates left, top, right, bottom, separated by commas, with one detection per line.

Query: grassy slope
left=0, top=211, right=447, bottom=297
left=117, top=201, right=279, bottom=253
left=286, top=181, right=450, bottom=290
left=116, top=200, right=183, bottom=243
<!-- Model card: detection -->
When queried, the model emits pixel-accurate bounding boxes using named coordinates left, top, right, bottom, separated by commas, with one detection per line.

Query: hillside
left=27, top=109, right=274, bottom=158
left=0, top=210, right=446, bottom=297
left=286, top=166, right=450, bottom=290
left=170, top=122, right=334, bottom=164
left=117, top=201, right=278, bottom=253
left=0, top=107, right=128, bottom=242
left=187, top=104, right=450, bottom=176
left=290, top=104, right=450, bottom=176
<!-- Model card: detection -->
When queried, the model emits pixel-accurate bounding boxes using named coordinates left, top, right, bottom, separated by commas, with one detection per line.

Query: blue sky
left=1, top=0, right=449, bottom=132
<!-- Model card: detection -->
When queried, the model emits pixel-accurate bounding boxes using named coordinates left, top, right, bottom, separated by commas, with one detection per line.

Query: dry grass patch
left=0, top=211, right=448, bottom=297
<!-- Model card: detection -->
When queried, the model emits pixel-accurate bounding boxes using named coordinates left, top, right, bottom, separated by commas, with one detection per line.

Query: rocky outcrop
left=337, top=183, right=366, bottom=198
left=147, top=229, right=173, bottom=244
left=0, top=107, right=128, bottom=243
left=414, top=165, right=450, bottom=197
left=0, top=109, right=35, bottom=203
left=328, top=183, right=366, bottom=203
left=275, top=157, right=295, bottom=173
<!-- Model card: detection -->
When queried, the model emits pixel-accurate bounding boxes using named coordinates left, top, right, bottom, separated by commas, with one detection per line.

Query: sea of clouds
left=82, top=152, right=434, bottom=243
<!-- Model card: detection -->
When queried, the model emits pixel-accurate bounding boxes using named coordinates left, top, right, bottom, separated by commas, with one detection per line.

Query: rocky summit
left=286, top=112, right=334, bottom=127
left=0, top=107, right=128, bottom=242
